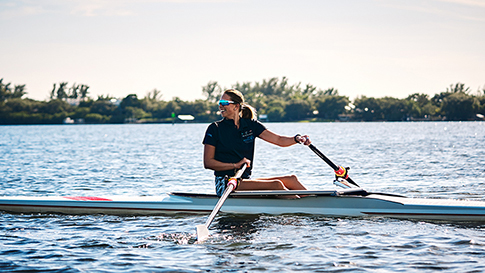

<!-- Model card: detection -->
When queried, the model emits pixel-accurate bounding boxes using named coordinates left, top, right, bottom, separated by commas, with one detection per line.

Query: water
left=1, top=122, right=485, bottom=272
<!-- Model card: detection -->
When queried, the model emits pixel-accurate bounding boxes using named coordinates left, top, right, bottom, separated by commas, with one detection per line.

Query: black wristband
left=294, top=134, right=301, bottom=143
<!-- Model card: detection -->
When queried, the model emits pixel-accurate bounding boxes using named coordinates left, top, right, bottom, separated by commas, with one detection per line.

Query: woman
left=203, top=89, right=311, bottom=197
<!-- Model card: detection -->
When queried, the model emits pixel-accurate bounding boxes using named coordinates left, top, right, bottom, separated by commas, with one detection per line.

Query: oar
left=196, top=164, right=247, bottom=243
left=308, top=144, right=361, bottom=188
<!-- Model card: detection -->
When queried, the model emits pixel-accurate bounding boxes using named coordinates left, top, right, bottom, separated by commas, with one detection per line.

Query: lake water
left=1, top=122, right=485, bottom=272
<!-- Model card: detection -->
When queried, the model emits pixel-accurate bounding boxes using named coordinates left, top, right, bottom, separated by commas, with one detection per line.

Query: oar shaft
left=309, top=144, right=339, bottom=170
left=203, top=165, right=247, bottom=228
left=308, top=144, right=360, bottom=188
left=203, top=183, right=235, bottom=227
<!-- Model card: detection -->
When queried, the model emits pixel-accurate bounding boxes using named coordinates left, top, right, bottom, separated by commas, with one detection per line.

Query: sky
left=1, top=0, right=484, bottom=102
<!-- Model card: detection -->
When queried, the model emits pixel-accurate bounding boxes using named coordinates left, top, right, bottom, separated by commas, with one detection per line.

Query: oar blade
left=195, top=165, right=247, bottom=244
left=196, top=224, right=210, bottom=243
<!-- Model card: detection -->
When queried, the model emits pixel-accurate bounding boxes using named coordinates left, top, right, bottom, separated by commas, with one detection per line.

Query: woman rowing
left=202, top=89, right=311, bottom=197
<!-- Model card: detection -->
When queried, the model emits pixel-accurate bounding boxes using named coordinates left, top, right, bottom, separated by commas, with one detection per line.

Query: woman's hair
left=223, top=89, right=257, bottom=120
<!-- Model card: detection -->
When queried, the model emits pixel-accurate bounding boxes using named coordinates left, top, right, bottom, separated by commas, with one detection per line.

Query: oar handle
left=203, top=164, right=247, bottom=227
left=308, top=144, right=360, bottom=188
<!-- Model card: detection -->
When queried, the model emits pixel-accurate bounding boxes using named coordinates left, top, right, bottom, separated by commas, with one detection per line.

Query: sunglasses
left=218, top=100, right=235, bottom=106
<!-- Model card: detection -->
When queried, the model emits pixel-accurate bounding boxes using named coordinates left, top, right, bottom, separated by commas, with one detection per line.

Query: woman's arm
left=203, top=144, right=250, bottom=171
left=259, top=129, right=311, bottom=147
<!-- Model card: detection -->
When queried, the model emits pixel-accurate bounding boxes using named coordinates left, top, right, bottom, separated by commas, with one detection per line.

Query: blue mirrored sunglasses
left=218, top=100, right=235, bottom=106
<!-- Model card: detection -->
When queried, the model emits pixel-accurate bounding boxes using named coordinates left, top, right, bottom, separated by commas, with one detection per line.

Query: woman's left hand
left=296, top=134, right=311, bottom=146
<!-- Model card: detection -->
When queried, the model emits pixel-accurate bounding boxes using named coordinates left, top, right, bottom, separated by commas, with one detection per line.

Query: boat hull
left=1, top=191, right=485, bottom=222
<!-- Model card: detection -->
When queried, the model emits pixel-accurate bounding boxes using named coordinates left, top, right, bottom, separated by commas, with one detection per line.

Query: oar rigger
left=334, top=165, right=350, bottom=180
left=333, top=166, right=357, bottom=189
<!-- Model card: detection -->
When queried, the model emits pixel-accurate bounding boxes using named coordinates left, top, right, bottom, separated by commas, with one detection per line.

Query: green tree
left=50, top=82, right=69, bottom=100
left=264, top=98, right=286, bottom=121
left=431, top=91, right=451, bottom=108
left=441, top=92, right=478, bottom=121
left=4, top=98, right=39, bottom=113
left=85, top=113, right=108, bottom=123
left=476, top=95, right=485, bottom=118
left=69, top=83, right=79, bottom=99
left=124, top=106, right=150, bottom=120
left=379, top=97, right=411, bottom=121
left=447, top=82, right=470, bottom=94
left=284, top=99, right=311, bottom=121
left=354, top=96, right=383, bottom=121
left=145, top=89, right=163, bottom=101
left=0, top=79, right=12, bottom=102
left=160, top=100, right=181, bottom=118
left=182, top=100, right=210, bottom=115
left=315, top=87, right=339, bottom=97
left=79, top=84, right=90, bottom=100
left=233, top=81, right=256, bottom=104
left=49, top=82, right=89, bottom=100
left=12, top=85, right=27, bottom=99
left=191, top=99, right=214, bottom=121
left=315, top=96, right=349, bottom=120
left=40, top=99, right=73, bottom=115
left=254, top=77, right=280, bottom=97
left=71, top=107, right=90, bottom=120
left=202, top=81, right=221, bottom=103
left=0, top=79, right=27, bottom=101
left=120, top=94, right=141, bottom=109
left=406, top=93, right=438, bottom=119
left=97, top=94, right=115, bottom=101
left=90, top=100, right=118, bottom=116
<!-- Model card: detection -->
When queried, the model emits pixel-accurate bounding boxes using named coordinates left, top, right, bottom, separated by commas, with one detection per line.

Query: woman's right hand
left=236, top=158, right=251, bottom=169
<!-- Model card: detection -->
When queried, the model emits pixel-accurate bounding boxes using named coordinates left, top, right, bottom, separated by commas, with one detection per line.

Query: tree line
left=1, top=77, right=484, bottom=125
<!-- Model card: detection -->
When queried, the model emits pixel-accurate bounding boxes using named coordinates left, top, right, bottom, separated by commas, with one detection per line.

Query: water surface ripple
left=1, top=122, right=485, bottom=272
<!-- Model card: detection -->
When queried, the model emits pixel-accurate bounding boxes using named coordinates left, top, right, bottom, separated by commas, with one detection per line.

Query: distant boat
left=178, top=115, right=195, bottom=121
left=63, top=117, right=74, bottom=124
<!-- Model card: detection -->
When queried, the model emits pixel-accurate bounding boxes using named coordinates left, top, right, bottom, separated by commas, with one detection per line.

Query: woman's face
left=219, top=93, right=239, bottom=119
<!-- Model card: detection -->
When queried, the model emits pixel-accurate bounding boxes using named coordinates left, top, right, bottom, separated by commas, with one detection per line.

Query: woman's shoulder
left=206, top=118, right=227, bottom=130
left=208, top=118, right=224, bottom=125
left=242, top=117, right=264, bottom=125
left=241, top=118, right=266, bottom=131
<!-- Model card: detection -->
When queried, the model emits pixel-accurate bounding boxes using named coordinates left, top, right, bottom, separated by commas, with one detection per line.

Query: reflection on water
left=1, top=122, right=485, bottom=272
left=214, top=214, right=261, bottom=240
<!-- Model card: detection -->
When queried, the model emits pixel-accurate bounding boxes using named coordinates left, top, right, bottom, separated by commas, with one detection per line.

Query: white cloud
left=0, top=1, right=46, bottom=19
left=377, top=0, right=485, bottom=22
left=0, top=0, right=237, bottom=18
left=436, top=0, right=485, bottom=8
left=69, top=0, right=137, bottom=17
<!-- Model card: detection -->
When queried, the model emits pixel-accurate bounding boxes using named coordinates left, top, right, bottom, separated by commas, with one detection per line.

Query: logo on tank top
left=241, top=129, right=254, bottom=143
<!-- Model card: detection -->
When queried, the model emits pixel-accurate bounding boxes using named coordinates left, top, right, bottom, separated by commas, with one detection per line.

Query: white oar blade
left=196, top=224, right=209, bottom=243
left=195, top=165, right=247, bottom=243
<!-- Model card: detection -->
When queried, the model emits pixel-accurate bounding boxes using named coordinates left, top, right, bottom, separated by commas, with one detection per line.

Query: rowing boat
left=2, top=188, right=485, bottom=222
